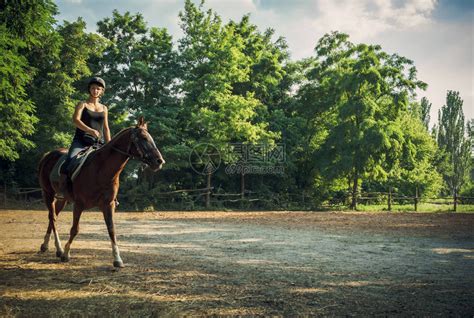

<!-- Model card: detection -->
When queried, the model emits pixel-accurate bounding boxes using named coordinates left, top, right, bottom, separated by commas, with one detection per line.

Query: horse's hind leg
left=40, top=192, right=65, bottom=257
left=61, top=203, right=83, bottom=262
left=40, top=199, right=67, bottom=253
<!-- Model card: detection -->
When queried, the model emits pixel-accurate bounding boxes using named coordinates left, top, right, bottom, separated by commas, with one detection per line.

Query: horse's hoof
left=113, top=261, right=124, bottom=268
left=61, top=255, right=70, bottom=262
left=56, top=251, right=63, bottom=258
left=40, top=244, right=48, bottom=253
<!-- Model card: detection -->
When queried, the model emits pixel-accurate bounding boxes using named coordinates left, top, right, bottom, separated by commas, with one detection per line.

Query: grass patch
left=356, top=203, right=474, bottom=213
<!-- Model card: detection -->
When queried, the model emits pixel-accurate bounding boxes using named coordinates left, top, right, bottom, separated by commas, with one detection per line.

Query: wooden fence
left=1, top=185, right=473, bottom=212
left=353, top=188, right=473, bottom=212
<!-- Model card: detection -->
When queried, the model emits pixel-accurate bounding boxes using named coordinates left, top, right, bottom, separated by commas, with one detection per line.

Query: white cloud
left=206, top=0, right=257, bottom=18
left=303, top=0, right=438, bottom=41
left=366, top=17, right=473, bottom=123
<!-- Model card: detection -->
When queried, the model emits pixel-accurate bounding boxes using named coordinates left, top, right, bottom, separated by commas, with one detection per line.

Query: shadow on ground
left=1, top=211, right=473, bottom=316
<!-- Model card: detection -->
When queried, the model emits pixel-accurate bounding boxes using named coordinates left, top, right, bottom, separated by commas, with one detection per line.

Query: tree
left=4, top=16, right=107, bottom=188
left=408, top=97, right=431, bottom=130
left=178, top=0, right=279, bottom=200
left=468, top=119, right=474, bottom=182
left=387, top=110, right=442, bottom=197
left=229, top=15, right=288, bottom=105
left=437, top=91, right=471, bottom=200
left=223, top=15, right=290, bottom=197
left=420, top=97, right=431, bottom=130
left=94, top=11, right=185, bottom=209
left=300, top=32, right=426, bottom=209
left=0, top=0, right=59, bottom=160
left=31, top=18, right=106, bottom=149
left=0, top=25, right=37, bottom=161
left=96, top=10, right=181, bottom=143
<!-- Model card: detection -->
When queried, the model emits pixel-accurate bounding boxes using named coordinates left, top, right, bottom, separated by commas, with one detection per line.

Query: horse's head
left=129, top=117, right=165, bottom=171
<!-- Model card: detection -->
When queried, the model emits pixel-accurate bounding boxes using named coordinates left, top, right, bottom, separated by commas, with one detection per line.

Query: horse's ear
left=137, top=116, right=145, bottom=128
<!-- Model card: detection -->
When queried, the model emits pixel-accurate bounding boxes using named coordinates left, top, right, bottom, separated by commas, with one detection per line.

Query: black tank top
left=73, top=108, right=105, bottom=143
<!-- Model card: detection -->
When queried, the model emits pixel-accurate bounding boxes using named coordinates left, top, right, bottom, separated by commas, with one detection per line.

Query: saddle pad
left=70, top=147, right=96, bottom=181
left=50, top=155, right=66, bottom=185
left=49, top=147, right=97, bottom=184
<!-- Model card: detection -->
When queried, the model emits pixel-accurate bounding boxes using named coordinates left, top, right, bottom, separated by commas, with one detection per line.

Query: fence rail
left=1, top=185, right=473, bottom=211
left=349, top=190, right=473, bottom=212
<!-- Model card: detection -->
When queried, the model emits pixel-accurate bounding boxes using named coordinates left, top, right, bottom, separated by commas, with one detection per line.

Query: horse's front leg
left=102, top=201, right=124, bottom=268
left=61, top=203, right=84, bottom=262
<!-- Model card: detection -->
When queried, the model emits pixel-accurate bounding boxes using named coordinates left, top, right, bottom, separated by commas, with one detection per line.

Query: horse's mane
left=110, top=127, right=133, bottom=142
left=94, top=126, right=134, bottom=156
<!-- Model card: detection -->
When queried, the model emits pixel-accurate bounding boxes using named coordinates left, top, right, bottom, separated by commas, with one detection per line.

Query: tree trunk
left=414, top=186, right=418, bottom=212
left=388, top=186, right=392, bottom=211
left=350, top=172, right=358, bottom=210
left=453, top=188, right=457, bottom=212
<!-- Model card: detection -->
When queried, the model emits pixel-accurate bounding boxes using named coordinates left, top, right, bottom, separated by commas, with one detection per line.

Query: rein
left=110, top=128, right=151, bottom=164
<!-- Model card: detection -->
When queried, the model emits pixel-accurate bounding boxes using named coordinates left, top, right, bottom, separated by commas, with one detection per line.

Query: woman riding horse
left=58, top=77, right=111, bottom=198
left=38, top=76, right=165, bottom=267
left=38, top=117, right=164, bottom=267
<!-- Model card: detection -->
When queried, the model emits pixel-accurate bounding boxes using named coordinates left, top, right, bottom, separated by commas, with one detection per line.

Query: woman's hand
left=88, top=129, right=100, bottom=138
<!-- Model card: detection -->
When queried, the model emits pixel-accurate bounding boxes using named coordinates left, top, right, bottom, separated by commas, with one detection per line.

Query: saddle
left=50, top=146, right=98, bottom=186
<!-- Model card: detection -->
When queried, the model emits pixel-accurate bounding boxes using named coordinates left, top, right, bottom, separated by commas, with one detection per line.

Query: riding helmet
left=88, top=77, right=106, bottom=89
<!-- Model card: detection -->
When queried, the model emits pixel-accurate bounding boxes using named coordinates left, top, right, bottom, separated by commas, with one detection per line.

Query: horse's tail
left=37, top=151, right=51, bottom=176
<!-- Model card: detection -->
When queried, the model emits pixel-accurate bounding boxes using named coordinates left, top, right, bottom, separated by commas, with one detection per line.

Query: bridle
left=111, top=128, right=156, bottom=165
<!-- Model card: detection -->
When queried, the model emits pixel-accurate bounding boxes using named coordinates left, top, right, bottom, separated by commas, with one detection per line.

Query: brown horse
left=37, top=118, right=164, bottom=267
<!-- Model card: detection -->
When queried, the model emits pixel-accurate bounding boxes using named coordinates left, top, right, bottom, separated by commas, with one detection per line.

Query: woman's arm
left=103, top=106, right=111, bottom=142
left=72, top=102, right=100, bottom=138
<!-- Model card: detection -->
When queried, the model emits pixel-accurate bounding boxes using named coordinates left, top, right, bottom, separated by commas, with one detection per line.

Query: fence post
left=388, top=187, right=392, bottom=211
left=414, top=186, right=418, bottom=212
left=205, top=171, right=211, bottom=209
left=240, top=170, right=245, bottom=209
left=453, top=189, right=457, bottom=212
left=240, top=171, right=245, bottom=200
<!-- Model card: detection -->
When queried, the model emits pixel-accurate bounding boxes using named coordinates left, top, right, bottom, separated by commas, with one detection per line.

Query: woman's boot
left=56, top=173, right=68, bottom=199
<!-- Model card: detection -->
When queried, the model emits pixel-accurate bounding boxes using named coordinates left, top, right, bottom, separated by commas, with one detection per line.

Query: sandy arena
left=0, top=210, right=473, bottom=316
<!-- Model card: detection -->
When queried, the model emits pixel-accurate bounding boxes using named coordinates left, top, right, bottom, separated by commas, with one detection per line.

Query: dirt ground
left=0, top=210, right=473, bottom=317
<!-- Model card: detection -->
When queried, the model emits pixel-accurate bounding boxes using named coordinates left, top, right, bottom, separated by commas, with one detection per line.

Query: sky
left=55, top=0, right=474, bottom=124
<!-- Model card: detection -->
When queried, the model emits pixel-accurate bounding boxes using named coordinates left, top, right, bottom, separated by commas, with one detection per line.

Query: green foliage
left=94, top=10, right=185, bottom=193
left=13, top=18, right=105, bottom=186
left=436, top=91, right=472, bottom=195
left=387, top=111, right=442, bottom=197
left=95, top=10, right=180, bottom=136
left=420, top=97, right=431, bottom=129
left=178, top=0, right=279, bottom=161
left=31, top=18, right=106, bottom=150
left=356, top=203, right=474, bottom=213
left=0, top=24, right=37, bottom=160
left=0, top=0, right=59, bottom=160
left=408, top=97, right=431, bottom=130
left=299, top=32, right=427, bottom=209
